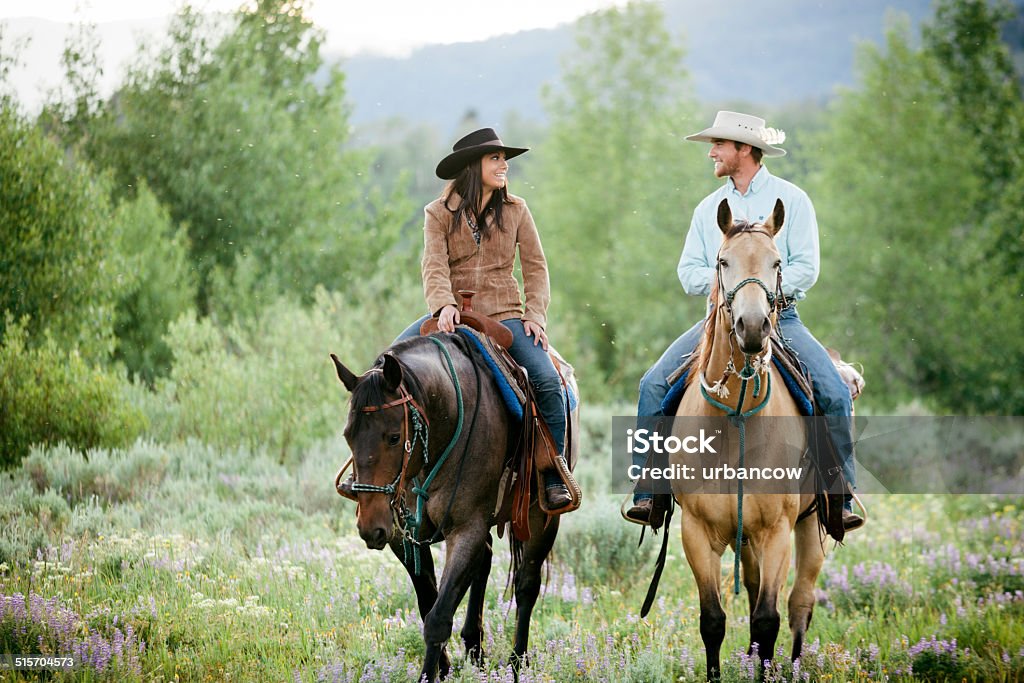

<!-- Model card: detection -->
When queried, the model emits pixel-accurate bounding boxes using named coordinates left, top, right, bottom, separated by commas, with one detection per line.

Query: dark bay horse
left=331, top=332, right=578, bottom=682
left=671, top=199, right=827, bottom=680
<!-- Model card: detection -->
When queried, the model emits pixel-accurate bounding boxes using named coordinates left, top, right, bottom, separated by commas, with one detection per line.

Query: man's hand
left=524, top=320, right=548, bottom=350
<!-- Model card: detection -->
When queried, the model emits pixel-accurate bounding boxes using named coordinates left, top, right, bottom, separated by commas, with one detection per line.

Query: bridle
left=716, top=228, right=787, bottom=322
left=704, top=227, right=789, bottom=595
left=701, top=227, right=787, bottom=405
left=344, top=377, right=430, bottom=517
left=337, top=336, right=475, bottom=575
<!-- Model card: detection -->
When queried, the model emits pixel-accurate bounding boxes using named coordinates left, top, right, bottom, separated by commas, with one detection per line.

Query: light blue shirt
left=677, top=165, right=819, bottom=301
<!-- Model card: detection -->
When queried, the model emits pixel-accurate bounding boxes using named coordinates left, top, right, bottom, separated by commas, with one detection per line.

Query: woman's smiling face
left=480, top=151, right=509, bottom=192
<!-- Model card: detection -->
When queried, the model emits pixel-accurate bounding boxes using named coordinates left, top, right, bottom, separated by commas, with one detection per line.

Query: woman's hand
left=437, top=305, right=461, bottom=333
left=524, top=320, right=548, bottom=350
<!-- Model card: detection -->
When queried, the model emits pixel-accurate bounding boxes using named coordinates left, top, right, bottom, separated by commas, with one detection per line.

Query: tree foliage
left=111, top=182, right=197, bottom=382
left=806, top=13, right=1023, bottom=413
left=76, top=0, right=408, bottom=310
left=0, top=105, right=124, bottom=358
left=533, top=2, right=711, bottom=401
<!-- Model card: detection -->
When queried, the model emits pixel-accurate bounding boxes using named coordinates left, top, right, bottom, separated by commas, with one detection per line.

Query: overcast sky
left=2, top=0, right=631, bottom=56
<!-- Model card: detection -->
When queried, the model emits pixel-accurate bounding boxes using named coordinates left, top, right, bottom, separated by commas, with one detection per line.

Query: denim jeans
left=396, top=316, right=567, bottom=455
left=634, top=305, right=856, bottom=503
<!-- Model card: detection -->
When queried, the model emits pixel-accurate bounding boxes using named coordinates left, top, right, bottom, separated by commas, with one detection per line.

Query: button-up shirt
left=677, top=166, right=819, bottom=301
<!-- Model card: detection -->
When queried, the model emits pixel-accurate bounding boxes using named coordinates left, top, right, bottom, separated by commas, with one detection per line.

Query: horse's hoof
left=468, top=644, right=486, bottom=667
left=842, top=510, right=864, bottom=531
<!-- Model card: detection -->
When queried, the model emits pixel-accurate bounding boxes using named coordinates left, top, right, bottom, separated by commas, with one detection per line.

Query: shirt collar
left=727, top=164, right=771, bottom=197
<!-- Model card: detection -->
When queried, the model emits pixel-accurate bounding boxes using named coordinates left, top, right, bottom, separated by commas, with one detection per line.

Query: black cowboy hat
left=435, top=128, right=529, bottom=180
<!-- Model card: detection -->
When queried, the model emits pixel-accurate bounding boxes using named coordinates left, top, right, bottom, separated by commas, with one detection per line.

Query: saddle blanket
left=456, top=327, right=578, bottom=423
left=661, top=354, right=814, bottom=418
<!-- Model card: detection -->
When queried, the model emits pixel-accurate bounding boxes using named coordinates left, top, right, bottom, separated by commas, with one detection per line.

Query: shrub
left=0, top=318, right=147, bottom=469
left=135, top=280, right=423, bottom=461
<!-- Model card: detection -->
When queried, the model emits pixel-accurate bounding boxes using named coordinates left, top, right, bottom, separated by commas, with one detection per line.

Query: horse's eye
left=718, top=259, right=728, bottom=268
left=774, top=260, right=781, bottom=270
left=387, top=433, right=401, bottom=447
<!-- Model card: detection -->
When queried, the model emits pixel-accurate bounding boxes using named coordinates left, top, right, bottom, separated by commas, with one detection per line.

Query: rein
left=703, top=233, right=785, bottom=595
left=349, top=337, right=474, bottom=575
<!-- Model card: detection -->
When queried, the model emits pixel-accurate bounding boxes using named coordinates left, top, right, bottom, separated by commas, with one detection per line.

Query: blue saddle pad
left=660, top=357, right=813, bottom=417
left=456, top=328, right=578, bottom=423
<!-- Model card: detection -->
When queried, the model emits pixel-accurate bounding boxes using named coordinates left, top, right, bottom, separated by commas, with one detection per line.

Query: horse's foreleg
left=460, top=532, right=493, bottom=667
left=739, top=541, right=761, bottom=625
left=510, top=511, right=560, bottom=672
left=419, top=525, right=488, bottom=683
left=788, top=513, right=826, bottom=661
left=681, top=521, right=726, bottom=682
left=748, top=525, right=791, bottom=675
left=389, top=539, right=451, bottom=677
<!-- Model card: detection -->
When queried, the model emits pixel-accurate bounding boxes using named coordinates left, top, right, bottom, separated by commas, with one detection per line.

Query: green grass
left=0, top=412, right=1021, bottom=682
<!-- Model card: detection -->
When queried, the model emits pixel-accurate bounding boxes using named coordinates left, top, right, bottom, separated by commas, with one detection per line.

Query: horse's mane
left=348, top=333, right=480, bottom=431
left=686, top=221, right=768, bottom=387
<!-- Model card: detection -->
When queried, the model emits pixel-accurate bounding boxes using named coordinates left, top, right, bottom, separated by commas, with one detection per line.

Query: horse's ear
left=764, top=198, right=785, bottom=236
left=381, top=354, right=403, bottom=392
left=716, top=199, right=732, bottom=235
left=330, top=353, right=359, bottom=392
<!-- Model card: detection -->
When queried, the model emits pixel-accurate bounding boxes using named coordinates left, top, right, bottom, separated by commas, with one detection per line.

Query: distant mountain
left=337, top=0, right=935, bottom=134
left=8, top=0, right=1023, bottom=140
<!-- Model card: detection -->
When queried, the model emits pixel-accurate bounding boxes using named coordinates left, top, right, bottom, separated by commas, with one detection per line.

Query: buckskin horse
left=668, top=199, right=831, bottom=680
left=331, top=331, right=578, bottom=682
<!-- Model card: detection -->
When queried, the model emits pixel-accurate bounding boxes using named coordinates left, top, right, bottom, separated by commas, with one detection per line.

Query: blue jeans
left=396, top=316, right=567, bottom=455
left=634, top=306, right=856, bottom=503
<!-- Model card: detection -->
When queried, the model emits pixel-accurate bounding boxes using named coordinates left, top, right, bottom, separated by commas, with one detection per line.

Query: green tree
left=111, top=182, right=197, bottom=382
left=0, top=105, right=124, bottom=358
left=923, top=0, right=1024, bottom=284
left=806, top=20, right=1024, bottom=413
left=532, top=1, right=710, bottom=401
left=78, top=0, right=407, bottom=310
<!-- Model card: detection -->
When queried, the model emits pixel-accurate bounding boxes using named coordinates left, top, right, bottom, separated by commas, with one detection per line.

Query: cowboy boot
left=625, top=496, right=653, bottom=524
left=543, top=469, right=572, bottom=510
left=842, top=494, right=864, bottom=530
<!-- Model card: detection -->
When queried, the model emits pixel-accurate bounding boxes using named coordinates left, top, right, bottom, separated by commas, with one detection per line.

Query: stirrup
left=622, top=497, right=653, bottom=526
left=843, top=492, right=867, bottom=531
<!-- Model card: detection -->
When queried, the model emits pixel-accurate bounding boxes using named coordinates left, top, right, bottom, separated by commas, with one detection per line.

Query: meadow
left=1, top=405, right=1022, bottom=682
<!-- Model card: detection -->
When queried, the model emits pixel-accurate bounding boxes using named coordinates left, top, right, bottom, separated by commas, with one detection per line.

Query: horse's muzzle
left=734, top=314, right=771, bottom=355
left=359, top=525, right=390, bottom=550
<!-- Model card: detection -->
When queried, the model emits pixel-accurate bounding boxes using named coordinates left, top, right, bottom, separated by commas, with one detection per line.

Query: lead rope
left=701, top=355, right=772, bottom=594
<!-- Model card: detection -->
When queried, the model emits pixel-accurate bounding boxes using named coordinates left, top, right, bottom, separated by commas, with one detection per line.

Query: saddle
left=656, top=333, right=856, bottom=542
left=453, top=326, right=582, bottom=542
left=421, top=292, right=581, bottom=540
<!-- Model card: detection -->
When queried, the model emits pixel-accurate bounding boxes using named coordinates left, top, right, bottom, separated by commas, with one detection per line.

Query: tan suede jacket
left=421, top=191, right=551, bottom=329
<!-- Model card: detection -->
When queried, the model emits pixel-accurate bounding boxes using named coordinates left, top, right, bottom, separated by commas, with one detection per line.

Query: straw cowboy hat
left=685, top=111, right=787, bottom=157
left=435, top=127, right=529, bottom=180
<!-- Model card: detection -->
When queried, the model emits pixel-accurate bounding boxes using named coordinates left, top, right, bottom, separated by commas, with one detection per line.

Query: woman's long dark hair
left=442, top=154, right=509, bottom=238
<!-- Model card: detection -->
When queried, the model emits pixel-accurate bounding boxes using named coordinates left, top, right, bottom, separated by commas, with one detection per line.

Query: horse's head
left=331, top=351, right=418, bottom=550
left=715, top=198, right=785, bottom=355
